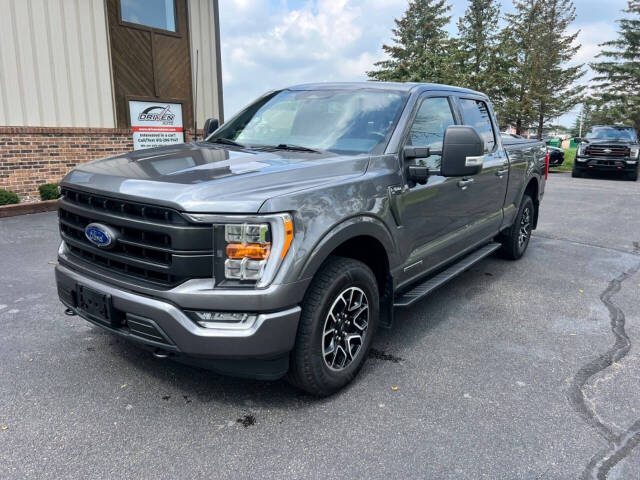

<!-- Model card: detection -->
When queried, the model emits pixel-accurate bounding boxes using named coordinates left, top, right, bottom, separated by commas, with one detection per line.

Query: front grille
left=59, top=187, right=213, bottom=287
left=585, top=145, right=630, bottom=157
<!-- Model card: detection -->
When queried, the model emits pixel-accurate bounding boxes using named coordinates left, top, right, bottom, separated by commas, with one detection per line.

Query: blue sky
left=219, top=0, right=629, bottom=127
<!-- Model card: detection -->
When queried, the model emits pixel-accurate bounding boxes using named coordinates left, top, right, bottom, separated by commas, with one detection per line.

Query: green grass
left=551, top=148, right=576, bottom=172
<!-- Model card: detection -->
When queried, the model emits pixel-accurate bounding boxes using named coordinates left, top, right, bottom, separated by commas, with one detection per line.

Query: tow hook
left=64, top=308, right=77, bottom=316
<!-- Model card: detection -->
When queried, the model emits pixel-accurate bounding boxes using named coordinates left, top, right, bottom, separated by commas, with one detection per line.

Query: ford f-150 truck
left=574, top=125, right=639, bottom=181
left=55, top=82, right=547, bottom=395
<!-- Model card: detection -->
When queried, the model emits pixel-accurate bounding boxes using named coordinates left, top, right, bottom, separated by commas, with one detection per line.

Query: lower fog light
left=192, top=311, right=257, bottom=328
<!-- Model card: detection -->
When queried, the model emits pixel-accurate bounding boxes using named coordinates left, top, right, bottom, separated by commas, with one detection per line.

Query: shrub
left=0, top=189, right=20, bottom=205
left=38, top=183, right=60, bottom=201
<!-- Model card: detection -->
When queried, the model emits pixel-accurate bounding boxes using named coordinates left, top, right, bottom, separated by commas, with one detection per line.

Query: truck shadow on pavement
left=89, top=255, right=510, bottom=409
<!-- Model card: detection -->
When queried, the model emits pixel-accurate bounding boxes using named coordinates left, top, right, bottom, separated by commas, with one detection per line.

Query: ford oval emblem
left=85, top=223, right=118, bottom=249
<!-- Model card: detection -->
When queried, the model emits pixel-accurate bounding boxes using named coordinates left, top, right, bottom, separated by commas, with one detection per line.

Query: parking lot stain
left=569, top=241, right=640, bottom=479
left=368, top=348, right=404, bottom=363
left=237, top=414, right=256, bottom=427
left=162, top=395, right=170, bottom=401
left=183, top=395, right=192, bottom=404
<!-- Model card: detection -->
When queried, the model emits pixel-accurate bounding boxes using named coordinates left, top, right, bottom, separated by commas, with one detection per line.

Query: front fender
left=298, top=215, right=399, bottom=282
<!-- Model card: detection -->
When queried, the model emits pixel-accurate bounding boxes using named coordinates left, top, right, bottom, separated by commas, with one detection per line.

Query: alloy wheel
left=322, top=287, right=369, bottom=371
left=518, top=206, right=532, bottom=249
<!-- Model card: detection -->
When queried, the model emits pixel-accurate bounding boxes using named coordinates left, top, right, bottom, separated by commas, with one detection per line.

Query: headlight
left=224, top=223, right=272, bottom=281
left=185, top=213, right=294, bottom=288
left=577, top=143, right=587, bottom=156
left=630, top=146, right=639, bottom=159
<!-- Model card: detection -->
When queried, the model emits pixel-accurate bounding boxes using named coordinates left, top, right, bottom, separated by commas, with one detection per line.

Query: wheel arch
left=298, top=216, right=397, bottom=329
left=299, top=216, right=397, bottom=293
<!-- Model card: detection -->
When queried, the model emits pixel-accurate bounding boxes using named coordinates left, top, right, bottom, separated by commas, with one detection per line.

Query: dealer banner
left=129, top=101, right=184, bottom=150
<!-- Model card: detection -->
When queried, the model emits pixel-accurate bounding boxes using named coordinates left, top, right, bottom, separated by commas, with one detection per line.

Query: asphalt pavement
left=1, top=172, right=639, bottom=479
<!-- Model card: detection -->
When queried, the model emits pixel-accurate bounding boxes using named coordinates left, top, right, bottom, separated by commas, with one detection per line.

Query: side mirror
left=573, top=137, right=583, bottom=144
left=441, top=126, right=485, bottom=177
left=203, top=118, right=219, bottom=137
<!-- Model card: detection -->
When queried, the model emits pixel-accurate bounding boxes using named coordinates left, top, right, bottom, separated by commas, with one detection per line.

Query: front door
left=394, top=95, right=475, bottom=287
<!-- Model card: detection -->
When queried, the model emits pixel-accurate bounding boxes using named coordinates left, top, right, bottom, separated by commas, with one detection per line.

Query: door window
left=459, top=99, right=496, bottom=153
left=408, top=97, right=455, bottom=169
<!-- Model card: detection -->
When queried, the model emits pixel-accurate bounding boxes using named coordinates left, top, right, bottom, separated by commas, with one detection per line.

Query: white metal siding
left=188, top=0, right=223, bottom=126
left=0, top=0, right=115, bottom=128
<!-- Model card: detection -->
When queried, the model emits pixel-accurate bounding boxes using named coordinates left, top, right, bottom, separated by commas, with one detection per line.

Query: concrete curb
left=0, top=200, right=58, bottom=218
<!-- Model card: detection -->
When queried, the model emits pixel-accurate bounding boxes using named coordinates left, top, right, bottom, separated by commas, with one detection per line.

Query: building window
left=121, top=0, right=176, bottom=32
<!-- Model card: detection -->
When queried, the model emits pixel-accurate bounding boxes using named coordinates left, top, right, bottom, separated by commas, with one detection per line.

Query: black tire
left=571, top=165, right=584, bottom=178
left=287, top=256, right=379, bottom=396
left=499, top=194, right=534, bottom=260
left=628, top=169, right=638, bottom=181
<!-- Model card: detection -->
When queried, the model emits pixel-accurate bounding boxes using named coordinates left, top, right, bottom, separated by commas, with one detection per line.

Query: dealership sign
left=129, top=101, right=184, bottom=150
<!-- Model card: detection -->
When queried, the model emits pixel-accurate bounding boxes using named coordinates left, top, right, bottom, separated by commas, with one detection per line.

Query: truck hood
left=61, top=142, right=370, bottom=213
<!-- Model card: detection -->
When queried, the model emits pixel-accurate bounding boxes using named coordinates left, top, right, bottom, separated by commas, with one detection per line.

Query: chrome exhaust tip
left=152, top=349, right=171, bottom=359
left=64, top=308, right=77, bottom=316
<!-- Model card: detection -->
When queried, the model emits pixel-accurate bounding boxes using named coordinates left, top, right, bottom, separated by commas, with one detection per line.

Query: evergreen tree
left=530, top=0, right=584, bottom=139
left=590, top=1, right=640, bottom=132
left=367, top=0, right=455, bottom=84
left=495, top=0, right=544, bottom=134
left=455, top=0, right=501, bottom=93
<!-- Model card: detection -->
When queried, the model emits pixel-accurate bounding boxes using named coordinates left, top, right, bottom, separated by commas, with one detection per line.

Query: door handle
left=496, top=168, right=508, bottom=177
left=457, top=178, right=474, bottom=190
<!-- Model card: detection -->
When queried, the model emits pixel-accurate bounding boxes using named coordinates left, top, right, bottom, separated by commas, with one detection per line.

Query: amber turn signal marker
left=281, top=217, right=294, bottom=259
left=226, top=243, right=271, bottom=260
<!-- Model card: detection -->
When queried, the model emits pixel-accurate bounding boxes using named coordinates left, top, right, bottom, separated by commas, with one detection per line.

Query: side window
left=459, top=99, right=496, bottom=153
left=408, top=97, right=455, bottom=169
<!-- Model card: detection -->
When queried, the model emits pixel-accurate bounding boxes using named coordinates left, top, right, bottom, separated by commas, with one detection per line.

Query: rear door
left=455, top=96, right=509, bottom=242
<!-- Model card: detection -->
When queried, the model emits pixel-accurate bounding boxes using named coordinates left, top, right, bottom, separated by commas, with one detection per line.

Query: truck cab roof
left=286, top=81, right=485, bottom=97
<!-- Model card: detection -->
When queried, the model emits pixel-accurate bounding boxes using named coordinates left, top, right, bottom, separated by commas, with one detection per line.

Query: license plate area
left=77, top=285, right=118, bottom=327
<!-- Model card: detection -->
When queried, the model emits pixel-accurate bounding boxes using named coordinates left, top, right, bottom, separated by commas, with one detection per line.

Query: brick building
left=0, top=0, right=223, bottom=201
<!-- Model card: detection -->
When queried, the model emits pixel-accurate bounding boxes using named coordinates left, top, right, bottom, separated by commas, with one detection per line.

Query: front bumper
left=55, top=262, right=303, bottom=378
left=575, top=157, right=638, bottom=171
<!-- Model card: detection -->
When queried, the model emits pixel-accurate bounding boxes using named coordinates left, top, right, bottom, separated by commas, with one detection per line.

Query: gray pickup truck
left=55, top=82, right=546, bottom=395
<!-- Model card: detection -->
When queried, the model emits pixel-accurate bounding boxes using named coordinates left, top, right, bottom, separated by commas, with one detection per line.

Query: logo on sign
left=85, top=223, right=118, bottom=249
left=138, top=105, right=176, bottom=123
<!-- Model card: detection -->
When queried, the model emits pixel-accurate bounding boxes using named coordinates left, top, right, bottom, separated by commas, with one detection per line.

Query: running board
left=393, top=242, right=501, bottom=308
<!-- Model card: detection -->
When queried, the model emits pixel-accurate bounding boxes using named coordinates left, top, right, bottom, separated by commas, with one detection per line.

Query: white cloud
left=218, top=0, right=406, bottom=117
left=218, top=0, right=628, bottom=127
left=573, top=22, right=619, bottom=66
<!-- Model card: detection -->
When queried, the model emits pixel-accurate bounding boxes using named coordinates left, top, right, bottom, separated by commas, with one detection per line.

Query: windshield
left=210, top=89, right=409, bottom=155
left=586, top=126, right=638, bottom=142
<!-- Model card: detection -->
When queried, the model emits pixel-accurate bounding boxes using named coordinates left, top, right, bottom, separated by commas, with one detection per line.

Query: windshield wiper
left=263, top=143, right=322, bottom=153
left=207, top=137, right=246, bottom=148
